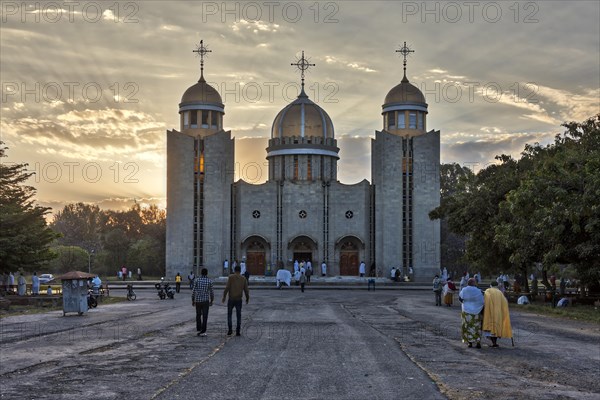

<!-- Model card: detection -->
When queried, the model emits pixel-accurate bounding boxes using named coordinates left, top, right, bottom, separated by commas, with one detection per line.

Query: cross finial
left=291, top=51, right=315, bottom=96
left=193, top=40, right=212, bottom=82
left=396, top=41, right=414, bottom=82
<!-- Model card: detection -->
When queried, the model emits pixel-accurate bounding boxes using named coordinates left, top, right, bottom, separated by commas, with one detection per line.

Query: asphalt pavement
left=1, top=287, right=598, bottom=400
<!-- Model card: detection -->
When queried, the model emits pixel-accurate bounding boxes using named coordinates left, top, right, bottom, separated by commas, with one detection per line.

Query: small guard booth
left=57, top=271, right=95, bottom=316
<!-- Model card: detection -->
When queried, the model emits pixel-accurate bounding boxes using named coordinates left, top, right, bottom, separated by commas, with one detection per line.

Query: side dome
left=271, top=92, right=334, bottom=139
left=384, top=76, right=426, bottom=105
left=180, top=76, right=223, bottom=106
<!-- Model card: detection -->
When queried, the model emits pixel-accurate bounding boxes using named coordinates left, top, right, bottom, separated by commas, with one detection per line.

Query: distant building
left=166, top=43, right=440, bottom=281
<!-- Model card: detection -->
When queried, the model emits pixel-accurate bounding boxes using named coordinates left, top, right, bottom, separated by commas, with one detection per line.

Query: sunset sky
left=1, top=1, right=599, bottom=215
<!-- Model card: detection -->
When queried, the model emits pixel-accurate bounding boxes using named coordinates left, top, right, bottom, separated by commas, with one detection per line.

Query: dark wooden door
left=340, top=252, right=359, bottom=275
left=246, top=252, right=265, bottom=275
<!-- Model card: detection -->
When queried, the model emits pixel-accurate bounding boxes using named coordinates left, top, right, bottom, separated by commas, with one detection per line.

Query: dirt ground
left=0, top=289, right=598, bottom=399
left=345, top=292, right=600, bottom=400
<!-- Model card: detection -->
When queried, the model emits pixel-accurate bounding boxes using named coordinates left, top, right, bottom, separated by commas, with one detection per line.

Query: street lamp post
left=88, top=249, right=95, bottom=273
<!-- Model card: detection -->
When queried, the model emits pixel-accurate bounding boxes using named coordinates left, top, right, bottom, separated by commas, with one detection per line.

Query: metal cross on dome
left=396, top=41, right=414, bottom=78
left=193, top=40, right=212, bottom=79
left=291, top=51, right=315, bottom=91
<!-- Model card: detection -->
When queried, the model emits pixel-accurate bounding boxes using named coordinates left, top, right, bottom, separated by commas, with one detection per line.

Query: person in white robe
left=31, top=272, right=40, bottom=295
left=17, top=273, right=26, bottom=296
left=441, top=267, right=448, bottom=282
left=321, top=262, right=327, bottom=276
left=276, top=269, right=291, bottom=288
left=359, top=261, right=366, bottom=277
left=294, top=260, right=299, bottom=273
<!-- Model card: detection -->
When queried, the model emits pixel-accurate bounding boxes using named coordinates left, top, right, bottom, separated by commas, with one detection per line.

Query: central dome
left=180, top=75, right=223, bottom=106
left=271, top=91, right=334, bottom=139
left=384, top=76, right=426, bottom=105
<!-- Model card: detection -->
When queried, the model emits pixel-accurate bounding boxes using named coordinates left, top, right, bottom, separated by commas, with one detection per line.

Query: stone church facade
left=166, top=48, right=440, bottom=281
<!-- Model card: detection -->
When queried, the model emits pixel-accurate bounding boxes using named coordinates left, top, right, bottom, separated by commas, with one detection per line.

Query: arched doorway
left=339, top=241, right=359, bottom=275
left=242, top=235, right=270, bottom=275
left=288, top=235, right=317, bottom=266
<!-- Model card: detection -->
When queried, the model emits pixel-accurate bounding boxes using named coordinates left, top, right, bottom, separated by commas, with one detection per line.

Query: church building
left=166, top=42, right=440, bottom=281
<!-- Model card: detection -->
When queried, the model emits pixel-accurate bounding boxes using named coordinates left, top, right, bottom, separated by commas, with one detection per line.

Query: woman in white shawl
left=459, top=278, right=484, bottom=348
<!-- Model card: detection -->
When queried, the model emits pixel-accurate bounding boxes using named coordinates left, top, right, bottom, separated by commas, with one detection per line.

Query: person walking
left=222, top=266, right=249, bottom=336
left=300, top=270, right=307, bottom=292
left=137, top=267, right=142, bottom=281
left=443, top=278, right=456, bottom=306
left=432, top=275, right=443, bottom=306
left=459, top=278, right=484, bottom=348
left=240, top=259, right=250, bottom=283
left=192, top=268, right=214, bottom=337
left=305, top=264, right=312, bottom=283
left=321, top=262, right=327, bottom=277
left=359, top=261, right=366, bottom=277
left=187, top=271, right=195, bottom=289
left=175, top=273, right=182, bottom=293
left=483, top=281, right=513, bottom=348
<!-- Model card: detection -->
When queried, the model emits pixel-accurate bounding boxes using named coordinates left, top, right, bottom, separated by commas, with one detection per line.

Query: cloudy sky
left=1, top=1, right=599, bottom=214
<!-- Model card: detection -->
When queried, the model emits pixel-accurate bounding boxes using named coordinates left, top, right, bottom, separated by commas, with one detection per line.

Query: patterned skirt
left=461, top=312, right=482, bottom=343
left=443, top=292, right=453, bottom=305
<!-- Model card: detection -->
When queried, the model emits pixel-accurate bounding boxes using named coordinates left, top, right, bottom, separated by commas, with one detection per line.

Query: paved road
left=1, top=289, right=598, bottom=399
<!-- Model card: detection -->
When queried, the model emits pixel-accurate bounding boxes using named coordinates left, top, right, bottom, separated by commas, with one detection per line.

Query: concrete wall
left=202, top=130, right=234, bottom=276
left=412, top=130, right=441, bottom=280
left=328, top=180, right=371, bottom=275
left=166, top=129, right=195, bottom=278
left=372, top=130, right=404, bottom=276
left=234, top=180, right=278, bottom=270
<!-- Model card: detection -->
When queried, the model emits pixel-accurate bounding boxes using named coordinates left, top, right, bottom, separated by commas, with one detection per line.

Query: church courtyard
left=1, top=289, right=598, bottom=399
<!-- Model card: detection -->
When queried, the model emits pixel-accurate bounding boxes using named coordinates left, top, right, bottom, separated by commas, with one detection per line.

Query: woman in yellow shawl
left=483, top=281, right=512, bottom=347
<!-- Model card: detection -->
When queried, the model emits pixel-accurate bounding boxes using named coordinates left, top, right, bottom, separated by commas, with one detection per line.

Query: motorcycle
left=126, top=284, right=136, bottom=301
left=87, top=289, right=98, bottom=308
left=155, top=279, right=175, bottom=300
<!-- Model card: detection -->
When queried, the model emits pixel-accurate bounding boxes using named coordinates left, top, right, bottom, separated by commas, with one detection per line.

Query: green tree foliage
left=50, top=202, right=104, bottom=251
left=0, top=144, right=59, bottom=272
left=48, top=245, right=89, bottom=273
left=496, top=115, right=600, bottom=289
left=430, top=155, right=525, bottom=276
left=127, top=237, right=163, bottom=277
left=50, top=201, right=166, bottom=276
left=431, top=115, right=600, bottom=289
left=437, top=163, right=474, bottom=273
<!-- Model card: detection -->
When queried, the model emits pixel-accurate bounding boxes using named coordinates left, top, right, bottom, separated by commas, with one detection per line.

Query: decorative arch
left=334, top=234, right=365, bottom=248
left=287, top=235, right=318, bottom=266
left=336, top=235, right=364, bottom=276
left=241, top=235, right=271, bottom=276
left=287, top=235, right=318, bottom=250
left=241, top=234, right=270, bottom=247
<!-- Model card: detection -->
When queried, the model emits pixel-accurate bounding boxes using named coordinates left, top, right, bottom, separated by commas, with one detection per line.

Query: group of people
left=116, top=266, right=143, bottom=281
left=191, top=265, right=250, bottom=337
left=389, top=266, right=414, bottom=282
left=1, top=272, right=32, bottom=295
left=223, top=259, right=251, bottom=281
left=433, top=273, right=512, bottom=348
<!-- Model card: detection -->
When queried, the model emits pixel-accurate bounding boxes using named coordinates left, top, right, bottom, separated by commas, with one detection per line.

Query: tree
left=50, top=202, right=104, bottom=251
left=437, top=163, right=474, bottom=273
left=430, top=155, right=527, bottom=277
left=497, top=115, right=600, bottom=290
left=48, top=246, right=89, bottom=273
left=0, top=143, right=59, bottom=272
left=127, top=237, right=163, bottom=276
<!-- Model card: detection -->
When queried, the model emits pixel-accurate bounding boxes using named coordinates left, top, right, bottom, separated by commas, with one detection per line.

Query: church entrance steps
left=106, top=278, right=431, bottom=291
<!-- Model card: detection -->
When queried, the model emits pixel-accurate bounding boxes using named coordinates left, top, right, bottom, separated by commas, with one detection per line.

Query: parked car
left=38, top=274, right=54, bottom=284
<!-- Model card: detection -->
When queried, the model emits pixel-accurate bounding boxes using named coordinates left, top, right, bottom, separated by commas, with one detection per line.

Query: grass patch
left=511, top=302, right=600, bottom=324
left=0, top=296, right=127, bottom=319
